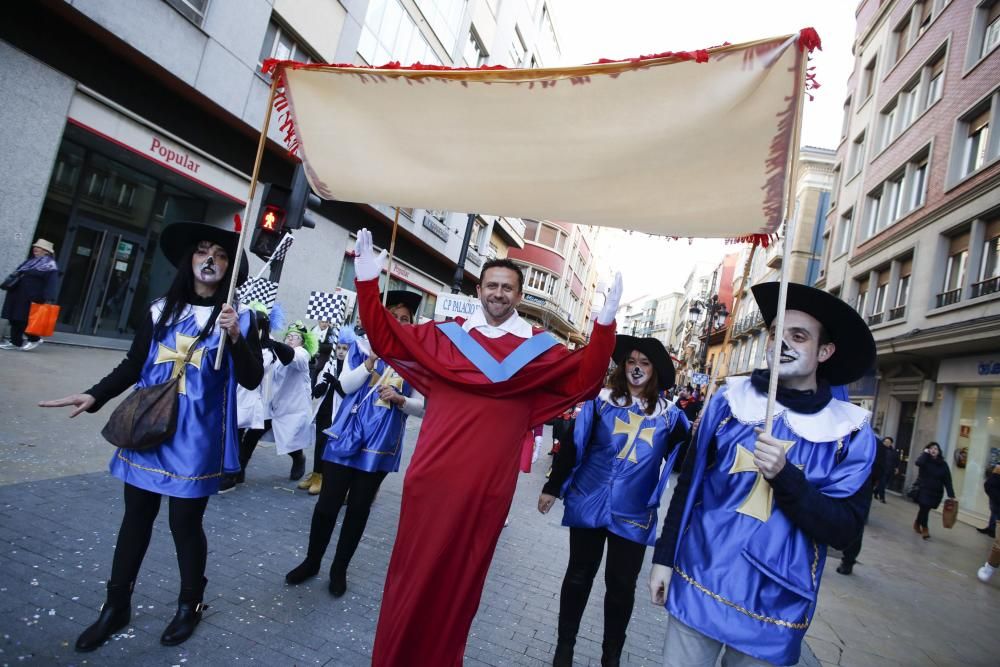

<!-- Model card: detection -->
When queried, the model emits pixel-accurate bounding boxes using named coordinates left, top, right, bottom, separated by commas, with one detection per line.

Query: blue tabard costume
left=667, top=376, right=875, bottom=665
left=322, top=339, right=415, bottom=474
left=562, top=390, right=688, bottom=546
left=109, top=301, right=250, bottom=498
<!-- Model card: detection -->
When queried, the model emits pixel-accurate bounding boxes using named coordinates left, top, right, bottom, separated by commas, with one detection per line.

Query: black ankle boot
left=285, top=558, right=321, bottom=585
left=161, top=578, right=207, bottom=646
left=553, top=640, right=574, bottom=667
left=289, top=452, right=306, bottom=481
left=601, top=644, right=623, bottom=667
left=329, top=565, right=347, bottom=597
left=75, top=582, right=133, bottom=652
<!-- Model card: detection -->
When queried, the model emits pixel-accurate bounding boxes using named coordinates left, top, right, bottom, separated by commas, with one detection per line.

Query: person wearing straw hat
left=39, top=221, right=263, bottom=651
left=649, top=281, right=877, bottom=667
left=1, top=238, right=60, bottom=351
left=351, top=228, right=621, bottom=667
left=285, top=290, right=424, bottom=597
left=539, top=335, right=690, bottom=667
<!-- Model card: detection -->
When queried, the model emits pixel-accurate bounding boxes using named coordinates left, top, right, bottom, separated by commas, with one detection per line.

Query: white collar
left=722, top=376, right=870, bottom=442
left=461, top=307, right=533, bottom=339
left=596, top=388, right=671, bottom=419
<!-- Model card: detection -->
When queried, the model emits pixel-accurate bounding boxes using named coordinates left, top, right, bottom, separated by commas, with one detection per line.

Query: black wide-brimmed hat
left=383, top=290, right=422, bottom=318
left=751, top=281, right=876, bottom=386
left=160, top=222, right=248, bottom=286
left=612, top=335, right=675, bottom=390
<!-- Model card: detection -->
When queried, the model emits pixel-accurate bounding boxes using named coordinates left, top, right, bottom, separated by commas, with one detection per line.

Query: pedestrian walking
left=39, top=222, right=263, bottom=651
left=874, top=436, right=898, bottom=502
left=976, top=464, right=1000, bottom=539
left=285, top=291, right=424, bottom=597
left=539, top=336, right=689, bottom=667
left=912, top=442, right=956, bottom=540
left=1, top=238, right=60, bottom=351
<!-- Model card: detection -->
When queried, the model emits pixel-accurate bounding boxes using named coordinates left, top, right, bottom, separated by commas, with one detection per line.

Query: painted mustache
left=197, top=258, right=217, bottom=275
left=629, top=367, right=646, bottom=381
left=779, top=340, right=800, bottom=363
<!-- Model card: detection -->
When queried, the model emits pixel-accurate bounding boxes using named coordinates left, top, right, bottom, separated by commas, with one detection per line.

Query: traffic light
left=249, top=182, right=290, bottom=260
left=284, top=163, right=322, bottom=230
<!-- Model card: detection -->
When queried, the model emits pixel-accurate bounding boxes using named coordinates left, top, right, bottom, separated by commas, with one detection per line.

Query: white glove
left=354, top=228, right=388, bottom=282
left=597, top=272, right=623, bottom=325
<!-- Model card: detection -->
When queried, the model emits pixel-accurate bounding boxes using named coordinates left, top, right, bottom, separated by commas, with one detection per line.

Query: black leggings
left=303, top=461, right=387, bottom=571
left=313, top=417, right=330, bottom=474
left=109, top=483, right=209, bottom=596
left=239, top=421, right=303, bottom=473
left=557, top=527, right=647, bottom=651
left=916, top=504, right=932, bottom=529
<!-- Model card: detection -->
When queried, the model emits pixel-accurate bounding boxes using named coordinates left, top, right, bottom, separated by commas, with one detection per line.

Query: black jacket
left=914, top=452, right=955, bottom=509
left=1, top=267, right=59, bottom=321
left=984, top=470, right=1000, bottom=505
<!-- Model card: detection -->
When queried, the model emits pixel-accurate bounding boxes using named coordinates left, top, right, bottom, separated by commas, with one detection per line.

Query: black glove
left=323, top=371, right=336, bottom=385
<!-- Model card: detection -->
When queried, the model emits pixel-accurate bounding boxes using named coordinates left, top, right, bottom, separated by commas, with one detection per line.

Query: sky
left=553, top=0, right=857, bottom=300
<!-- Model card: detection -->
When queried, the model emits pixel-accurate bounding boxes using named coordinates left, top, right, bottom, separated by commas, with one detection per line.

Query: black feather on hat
left=750, top=281, right=876, bottom=386
left=612, top=335, right=675, bottom=390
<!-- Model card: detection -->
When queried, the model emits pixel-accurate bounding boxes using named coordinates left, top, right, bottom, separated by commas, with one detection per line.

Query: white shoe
left=0, top=341, right=21, bottom=350
left=978, top=564, right=996, bottom=583
left=21, top=340, right=41, bottom=351
left=504, top=516, right=510, bottom=528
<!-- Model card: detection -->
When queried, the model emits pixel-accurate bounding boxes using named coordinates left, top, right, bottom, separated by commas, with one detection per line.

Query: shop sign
left=977, top=361, right=1000, bottom=376
left=938, top=355, right=1000, bottom=384
left=523, top=293, right=547, bottom=306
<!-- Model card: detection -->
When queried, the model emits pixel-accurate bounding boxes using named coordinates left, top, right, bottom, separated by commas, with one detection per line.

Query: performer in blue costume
left=40, top=222, right=263, bottom=652
left=539, top=336, right=689, bottom=667
left=285, top=290, right=425, bottom=597
left=649, top=282, right=877, bottom=667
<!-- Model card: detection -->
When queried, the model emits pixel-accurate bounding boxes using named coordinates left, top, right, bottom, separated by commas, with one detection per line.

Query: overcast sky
left=553, top=1, right=857, bottom=299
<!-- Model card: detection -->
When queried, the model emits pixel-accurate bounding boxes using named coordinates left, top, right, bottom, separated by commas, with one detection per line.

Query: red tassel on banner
left=233, top=213, right=242, bottom=232
left=797, top=28, right=822, bottom=53
left=726, top=234, right=776, bottom=248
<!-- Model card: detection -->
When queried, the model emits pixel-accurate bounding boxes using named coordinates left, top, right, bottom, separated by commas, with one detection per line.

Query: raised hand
left=597, top=271, right=623, bottom=325
left=354, top=228, right=388, bottom=282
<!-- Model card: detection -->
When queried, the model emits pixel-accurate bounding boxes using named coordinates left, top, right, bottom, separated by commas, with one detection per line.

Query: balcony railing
left=971, top=276, right=1000, bottom=299
left=935, top=288, right=962, bottom=308
left=888, top=305, right=906, bottom=321
left=867, top=312, right=884, bottom=326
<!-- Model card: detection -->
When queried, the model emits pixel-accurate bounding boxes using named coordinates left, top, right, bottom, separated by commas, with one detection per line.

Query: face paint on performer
left=625, top=350, right=652, bottom=390
left=477, top=267, right=523, bottom=327
left=191, top=241, right=229, bottom=287
left=336, top=343, right=349, bottom=361
left=764, top=310, right=834, bottom=391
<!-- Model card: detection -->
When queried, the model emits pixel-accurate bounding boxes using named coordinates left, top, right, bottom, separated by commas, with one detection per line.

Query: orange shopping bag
left=25, top=303, right=60, bottom=337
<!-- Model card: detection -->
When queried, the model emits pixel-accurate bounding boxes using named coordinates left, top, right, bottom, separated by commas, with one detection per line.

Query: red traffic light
left=259, top=205, right=286, bottom=233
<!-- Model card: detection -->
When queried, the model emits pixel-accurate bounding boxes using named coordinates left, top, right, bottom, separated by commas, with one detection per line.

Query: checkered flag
left=236, top=277, right=279, bottom=309
left=270, top=233, right=294, bottom=262
left=306, top=289, right=355, bottom=324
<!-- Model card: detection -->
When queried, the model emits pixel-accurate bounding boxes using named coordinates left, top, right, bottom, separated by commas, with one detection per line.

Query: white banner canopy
left=265, top=31, right=817, bottom=242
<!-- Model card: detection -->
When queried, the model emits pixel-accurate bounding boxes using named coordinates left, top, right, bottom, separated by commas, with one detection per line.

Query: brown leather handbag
left=101, top=308, right=218, bottom=450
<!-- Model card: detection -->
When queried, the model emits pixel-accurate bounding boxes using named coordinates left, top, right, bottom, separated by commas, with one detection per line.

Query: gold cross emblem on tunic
left=613, top=412, right=656, bottom=463
left=728, top=439, right=796, bottom=522
left=370, top=367, right=404, bottom=408
left=154, top=333, right=204, bottom=395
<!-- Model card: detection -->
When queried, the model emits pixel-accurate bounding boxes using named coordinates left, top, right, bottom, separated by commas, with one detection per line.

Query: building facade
left=817, top=0, right=1000, bottom=521
left=1, top=0, right=566, bottom=346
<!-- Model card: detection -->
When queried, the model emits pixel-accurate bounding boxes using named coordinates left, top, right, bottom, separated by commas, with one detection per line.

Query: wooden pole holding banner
left=214, top=75, right=281, bottom=370
left=381, top=207, right=401, bottom=307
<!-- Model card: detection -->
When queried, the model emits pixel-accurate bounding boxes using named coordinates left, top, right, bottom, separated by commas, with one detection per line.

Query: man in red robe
left=351, top=229, right=621, bottom=666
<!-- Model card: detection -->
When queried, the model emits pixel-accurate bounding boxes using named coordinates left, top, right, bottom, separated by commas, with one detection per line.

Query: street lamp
left=687, top=294, right=729, bottom=372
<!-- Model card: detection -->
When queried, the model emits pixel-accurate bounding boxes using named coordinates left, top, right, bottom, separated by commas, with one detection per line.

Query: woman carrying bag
left=538, top=336, right=689, bottom=667
left=1, top=238, right=60, bottom=351
left=912, top=442, right=956, bottom=540
left=39, top=222, right=263, bottom=651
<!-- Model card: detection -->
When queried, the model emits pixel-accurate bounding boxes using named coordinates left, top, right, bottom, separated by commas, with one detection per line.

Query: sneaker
left=0, top=341, right=21, bottom=350
left=978, top=563, right=996, bottom=583
left=218, top=476, right=238, bottom=494
left=22, top=340, right=42, bottom=351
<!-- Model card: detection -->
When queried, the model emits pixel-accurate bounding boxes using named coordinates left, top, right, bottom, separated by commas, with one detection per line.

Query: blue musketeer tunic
left=109, top=301, right=250, bottom=498
left=561, top=390, right=688, bottom=546
left=667, top=376, right=875, bottom=666
left=323, top=339, right=416, bottom=474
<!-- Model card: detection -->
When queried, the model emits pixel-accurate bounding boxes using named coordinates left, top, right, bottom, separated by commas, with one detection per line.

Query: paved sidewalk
left=2, top=344, right=998, bottom=665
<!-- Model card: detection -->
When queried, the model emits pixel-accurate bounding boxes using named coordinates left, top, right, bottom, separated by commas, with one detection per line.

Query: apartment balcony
left=867, top=312, right=884, bottom=326
left=935, top=288, right=962, bottom=308
left=971, top=276, right=1000, bottom=299
left=887, top=305, right=906, bottom=321
left=490, top=215, right=526, bottom=248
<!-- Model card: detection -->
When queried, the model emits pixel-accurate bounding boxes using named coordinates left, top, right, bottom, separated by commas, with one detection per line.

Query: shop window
left=939, top=232, right=969, bottom=306
left=163, top=0, right=209, bottom=26
left=949, top=387, right=1000, bottom=522
left=973, top=218, right=1000, bottom=297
